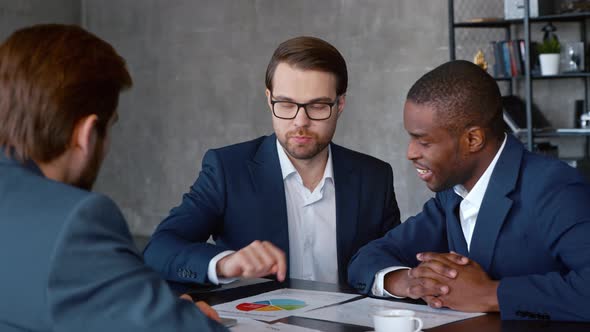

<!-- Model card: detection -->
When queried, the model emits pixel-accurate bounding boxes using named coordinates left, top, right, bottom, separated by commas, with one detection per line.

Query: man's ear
left=265, top=89, right=272, bottom=111
left=336, top=94, right=346, bottom=118
left=71, top=114, right=99, bottom=156
left=464, top=126, right=485, bottom=153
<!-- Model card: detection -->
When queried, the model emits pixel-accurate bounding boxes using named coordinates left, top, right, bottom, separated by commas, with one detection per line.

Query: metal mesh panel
left=452, top=1, right=507, bottom=71
left=451, top=0, right=512, bottom=93
left=453, top=0, right=504, bottom=22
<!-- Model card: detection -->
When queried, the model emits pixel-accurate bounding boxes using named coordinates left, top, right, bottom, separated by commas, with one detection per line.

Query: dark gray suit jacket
left=0, top=151, right=227, bottom=332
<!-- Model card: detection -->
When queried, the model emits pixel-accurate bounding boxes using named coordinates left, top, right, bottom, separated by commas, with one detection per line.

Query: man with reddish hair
left=0, top=24, right=226, bottom=332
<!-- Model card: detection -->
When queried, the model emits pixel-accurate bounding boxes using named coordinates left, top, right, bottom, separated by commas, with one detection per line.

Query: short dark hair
left=265, top=36, right=348, bottom=96
left=0, top=24, right=132, bottom=162
left=407, top=60, right=505, bottom=138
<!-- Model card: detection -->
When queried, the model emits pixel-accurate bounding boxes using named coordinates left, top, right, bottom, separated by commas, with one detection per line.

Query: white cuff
left=371, top=266, right=410, bottom=298
left=207, top=250, right=238, bottom=285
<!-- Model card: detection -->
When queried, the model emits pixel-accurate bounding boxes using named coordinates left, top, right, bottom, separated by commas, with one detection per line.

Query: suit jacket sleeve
left=47, top=193, right=228, bottom=332
left=348, top=193, right=450, bottom=294
left=498, top=181, right=590, bottom=321
left=143, top=149, right=229, bottom=284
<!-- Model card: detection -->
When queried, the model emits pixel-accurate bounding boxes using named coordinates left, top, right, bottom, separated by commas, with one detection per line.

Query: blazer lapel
left=331, top=144, right=360, bottom=281
left=468, top=136, right=522, bottom=272
left=246, top=135, right=290, bottom=259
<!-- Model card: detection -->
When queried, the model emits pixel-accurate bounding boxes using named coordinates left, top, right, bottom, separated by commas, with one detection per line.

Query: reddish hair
left=0, top=24, right=132, bottom=162
left=265, top=36, right=348, bottom=96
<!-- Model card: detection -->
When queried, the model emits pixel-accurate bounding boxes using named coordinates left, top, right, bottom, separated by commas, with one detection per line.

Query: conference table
left=181, top=278, right=590, bottom=332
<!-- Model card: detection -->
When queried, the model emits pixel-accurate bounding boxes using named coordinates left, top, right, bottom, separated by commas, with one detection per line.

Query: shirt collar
left=453, top=134, right=507, bottom=206
left=276, top=139, right=334, bottom=184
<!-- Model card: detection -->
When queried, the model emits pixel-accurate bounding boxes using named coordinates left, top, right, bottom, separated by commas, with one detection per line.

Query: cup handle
left=411, top=317, right=423, bottom=332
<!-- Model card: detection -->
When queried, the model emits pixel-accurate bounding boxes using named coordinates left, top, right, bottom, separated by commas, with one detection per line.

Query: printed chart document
left=229, top=318, right=321, bottom=332
left=296, top=297, right=485, bottom=329
left=213, top=288, right=359, bottom=322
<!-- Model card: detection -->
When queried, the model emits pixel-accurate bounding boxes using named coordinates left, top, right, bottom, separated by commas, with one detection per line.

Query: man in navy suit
left=0, top=24, right=226, bottom=331
left=348, top=60, right=590, bottom=321
left=144, top=36, right=401, bottom=285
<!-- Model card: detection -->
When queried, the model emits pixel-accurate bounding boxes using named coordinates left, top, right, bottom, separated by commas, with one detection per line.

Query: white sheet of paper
left=213, top=288, right=360, bottom=322
left=229, top=318, right=322, bottom=332
left=295, top=297, right=485, bottom=329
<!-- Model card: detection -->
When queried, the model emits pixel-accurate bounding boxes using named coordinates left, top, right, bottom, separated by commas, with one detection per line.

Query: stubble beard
left=281, top=129, right=329, bottom=161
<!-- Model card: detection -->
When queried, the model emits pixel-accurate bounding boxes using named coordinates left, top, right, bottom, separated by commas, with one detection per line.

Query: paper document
left=296, top=297, right=485, bottom=329
left=229, top=318, right=321, bottom=332
left=213, top=288, right=359, bottom=322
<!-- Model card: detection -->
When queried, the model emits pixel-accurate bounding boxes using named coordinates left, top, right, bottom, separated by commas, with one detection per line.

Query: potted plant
left=537, top=36, right=561, bottom=76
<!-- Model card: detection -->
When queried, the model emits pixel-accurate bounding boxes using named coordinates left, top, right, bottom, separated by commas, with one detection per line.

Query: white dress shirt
left=453, top=134, right=507, bottom=251
left=207, top=141, right=338, bottom=284
left=371, top=134, right=507, bottom=297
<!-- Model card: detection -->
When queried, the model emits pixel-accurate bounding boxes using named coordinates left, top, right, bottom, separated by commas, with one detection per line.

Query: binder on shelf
left=507, top=41, right=518, bottom=76
left=491, top=41, right=505, bottom=78
left=502, top=95, right=553, bottom=133
left=502, top=41, right=512, bottom=77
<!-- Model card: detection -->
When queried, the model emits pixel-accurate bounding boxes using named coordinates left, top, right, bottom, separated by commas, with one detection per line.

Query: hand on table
left=216, top=240, right=287, bottom=281
left=180, top=294, right=221, bottom=322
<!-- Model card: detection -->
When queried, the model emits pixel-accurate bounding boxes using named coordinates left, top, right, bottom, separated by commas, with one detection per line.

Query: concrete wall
left=4, top=1, right=581, bottom=236
left=83, top=0, right=448, bottom=235
left=0, top=0, right=79, bottom=40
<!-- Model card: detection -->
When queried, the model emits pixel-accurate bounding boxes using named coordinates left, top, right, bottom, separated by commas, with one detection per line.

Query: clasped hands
left=384, top=252, right=499, bottom=312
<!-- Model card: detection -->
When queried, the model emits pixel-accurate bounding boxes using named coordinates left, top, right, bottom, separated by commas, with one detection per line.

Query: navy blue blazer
left=144, top=134, right=400, bottom=284
left=0, top=151, right=226, bottom=332
left=348, top=135, right=590, bottom=321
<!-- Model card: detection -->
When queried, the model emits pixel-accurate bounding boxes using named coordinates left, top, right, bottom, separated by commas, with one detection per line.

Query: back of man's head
left=0, top=24, right=132, bottom=162
left=407, top=60, right=504, bottom=139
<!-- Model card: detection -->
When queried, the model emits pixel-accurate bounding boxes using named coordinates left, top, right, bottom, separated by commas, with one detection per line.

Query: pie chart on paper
left=236, top=299, right=307, bottom=312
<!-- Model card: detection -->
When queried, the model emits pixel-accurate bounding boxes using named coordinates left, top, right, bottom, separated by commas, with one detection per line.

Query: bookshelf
left=448, top=0, right=590, bottom=155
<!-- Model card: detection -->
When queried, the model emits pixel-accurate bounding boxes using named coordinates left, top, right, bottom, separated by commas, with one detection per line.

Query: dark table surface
left=180, top=278, right=590, bottom=332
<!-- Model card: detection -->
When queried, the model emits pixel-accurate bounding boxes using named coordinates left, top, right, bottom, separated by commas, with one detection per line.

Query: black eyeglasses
left=270, top=92, right=338, bottom=120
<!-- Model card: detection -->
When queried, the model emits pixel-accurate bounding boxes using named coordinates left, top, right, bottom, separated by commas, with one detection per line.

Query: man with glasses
left=144, top=36, right=401, bottom=286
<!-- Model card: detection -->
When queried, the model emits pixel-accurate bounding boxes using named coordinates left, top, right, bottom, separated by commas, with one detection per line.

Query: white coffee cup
left=372, top=309, right=423, bottom=332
